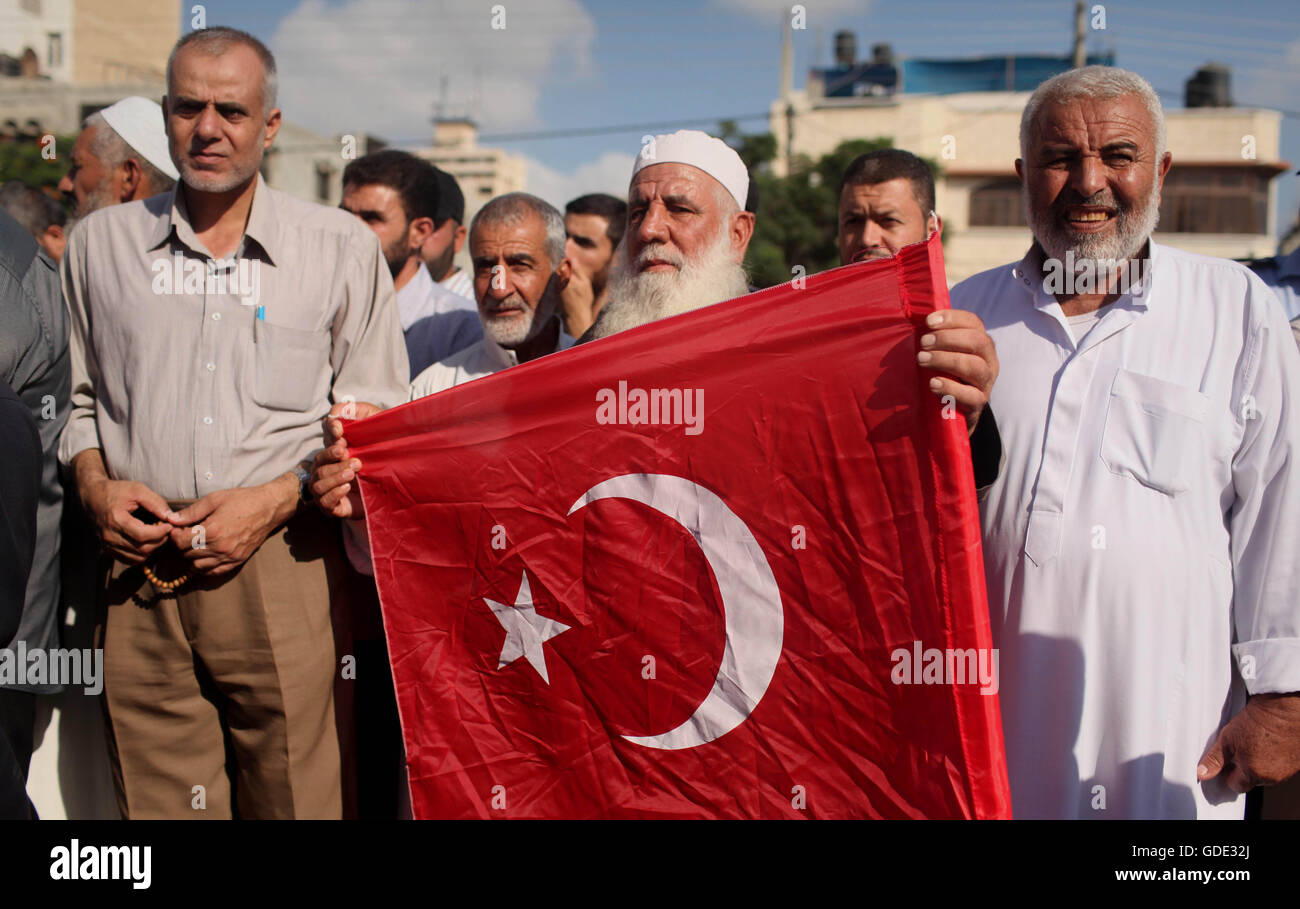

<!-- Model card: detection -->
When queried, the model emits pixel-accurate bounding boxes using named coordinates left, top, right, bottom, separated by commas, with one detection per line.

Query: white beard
left=481, top=292, right=546, bottom=348
left=589, top=227, right=749, bottom=339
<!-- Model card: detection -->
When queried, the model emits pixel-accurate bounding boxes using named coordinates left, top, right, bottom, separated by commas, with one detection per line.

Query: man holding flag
left=309, top=131, right=1010, bottom=818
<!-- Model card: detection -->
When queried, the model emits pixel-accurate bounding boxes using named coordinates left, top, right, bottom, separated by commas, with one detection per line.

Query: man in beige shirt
left=59, top=27, right=408, bottom=819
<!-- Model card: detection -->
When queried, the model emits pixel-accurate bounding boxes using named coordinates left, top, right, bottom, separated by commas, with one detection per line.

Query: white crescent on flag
left=568, top=473, right=784, bottom=750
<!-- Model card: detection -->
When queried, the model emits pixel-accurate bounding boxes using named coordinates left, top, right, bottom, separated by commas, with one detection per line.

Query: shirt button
left=204, top=471, right=213, bottom=480
left=212, top=312, right=222, bottom=321
left=206, top=362, right=215, bottom=372
left=203, top=416, right=213, bottom=425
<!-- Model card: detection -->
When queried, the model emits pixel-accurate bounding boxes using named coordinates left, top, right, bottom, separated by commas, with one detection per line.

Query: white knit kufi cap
left=98, top=96, right=180, bottom=181
left=631, top=129, right=749, bottom=210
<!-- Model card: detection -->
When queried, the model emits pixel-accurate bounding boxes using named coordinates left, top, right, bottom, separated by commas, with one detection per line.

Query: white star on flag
left=483, top=571, right=571, bottom=684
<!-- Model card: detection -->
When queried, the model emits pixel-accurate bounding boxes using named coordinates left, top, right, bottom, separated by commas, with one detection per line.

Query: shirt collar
left=1011, top=239, right=1160, bottom=312
left=146, top=173, right=278, bottom=265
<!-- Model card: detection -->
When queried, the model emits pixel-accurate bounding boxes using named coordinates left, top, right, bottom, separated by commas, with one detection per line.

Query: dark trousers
left=349, top=568, right=403, bottom=819
left=0, top=688, right=36, bottom=818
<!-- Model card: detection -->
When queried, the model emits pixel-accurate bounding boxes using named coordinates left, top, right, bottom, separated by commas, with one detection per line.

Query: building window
left=969, top=179, right=1026, bottom=227
left=1158, top=166, right=1267, bottom=234
left=47, top=33, right=62, bottom=68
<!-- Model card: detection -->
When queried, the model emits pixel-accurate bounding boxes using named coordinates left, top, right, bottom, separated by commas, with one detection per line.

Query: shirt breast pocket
left=1100, top=368, right=1209, bottom=496
left=252, top=319, right=331, bottom=412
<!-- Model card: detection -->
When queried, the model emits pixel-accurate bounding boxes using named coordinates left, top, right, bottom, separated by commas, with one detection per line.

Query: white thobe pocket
left=1100, top=368, right=1209, bottom=496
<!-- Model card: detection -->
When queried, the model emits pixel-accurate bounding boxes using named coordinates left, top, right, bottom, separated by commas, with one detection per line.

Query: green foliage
left=718, top=124, right=941, bottom=289
left=0, top=135, right=75, bottom=192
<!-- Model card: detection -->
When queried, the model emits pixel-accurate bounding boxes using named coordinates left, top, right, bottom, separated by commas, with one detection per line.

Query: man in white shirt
left=341, top=150, right=480, bottom=379
left=407, top=192, right=575, bottom=399
left=312, top=191, right=572, bottom=816
left=313, top=190, right=573, bottom=521
left=950, top=65, right=1300, bottom=818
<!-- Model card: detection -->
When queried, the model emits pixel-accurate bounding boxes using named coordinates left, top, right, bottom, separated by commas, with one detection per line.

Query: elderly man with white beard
left=583, top=132, right=753, bottom=341
left=589, top=129, right=1001, bottom=455
left=310, top=191, right=574, bottom=522
left=307, top=192, right=572, bottom=817
left=950, top=65, right=1300, bottom=819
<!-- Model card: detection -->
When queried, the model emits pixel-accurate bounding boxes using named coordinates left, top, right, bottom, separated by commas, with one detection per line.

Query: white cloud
left=270, top=0, right=596, bottom=141
left=524, top=151, right=636, bottom=212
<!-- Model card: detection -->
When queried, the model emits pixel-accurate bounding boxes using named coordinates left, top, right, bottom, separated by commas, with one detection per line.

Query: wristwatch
left=293, top=463, right=314, bottom=505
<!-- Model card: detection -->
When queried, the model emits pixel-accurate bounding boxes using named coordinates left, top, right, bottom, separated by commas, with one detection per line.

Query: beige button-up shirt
left=59, top=175, right=410, bottom=499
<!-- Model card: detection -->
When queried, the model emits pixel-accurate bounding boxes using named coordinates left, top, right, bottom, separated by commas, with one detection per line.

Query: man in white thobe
left=952, top=65, right=1300, bottom=819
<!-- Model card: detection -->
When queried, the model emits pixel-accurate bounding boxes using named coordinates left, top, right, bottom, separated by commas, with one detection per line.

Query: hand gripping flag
left=346, top=231, right=1011, bottom=819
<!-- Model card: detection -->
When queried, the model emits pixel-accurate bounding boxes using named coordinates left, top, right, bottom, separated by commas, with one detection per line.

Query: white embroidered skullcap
left=98, top=97, right=180, bottom=181
left=631, top=129, right=749, bottom=210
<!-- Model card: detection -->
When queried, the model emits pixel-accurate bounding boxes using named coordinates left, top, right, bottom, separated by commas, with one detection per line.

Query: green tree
left=0, top=134, right=75, bottom=191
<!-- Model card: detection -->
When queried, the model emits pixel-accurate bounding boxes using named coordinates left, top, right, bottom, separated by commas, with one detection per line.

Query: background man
left=560, top=192, right=626, bottom=337
left=837, top=148, right=941, bottom=265
left=420, top=166, right=473, bottom=301
left=832, top=148, right=1001, bottom=485
left=341, top=150, right=480, bottom=380
left=0, top=208, right=68, bottom=815
left=60, top=27, right=408, bottom=819
left=951, top=65, right=1300, bottom=818
left=312, top=191, right=575, bottom=517
left=0, top=373, right=41, bottom=818
left=1249, top=202, right=1300, bottom=355
left=309, top=191, right=572, bottom=818
left=58, top=96, right=178, bottom=220
left=0, top=182, right=70, bottom=263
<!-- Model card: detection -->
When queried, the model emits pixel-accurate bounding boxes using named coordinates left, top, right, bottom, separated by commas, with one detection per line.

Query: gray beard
left=589, top=232, right=749, bottom=339
left=1027, top=174, right=1161, bottom=271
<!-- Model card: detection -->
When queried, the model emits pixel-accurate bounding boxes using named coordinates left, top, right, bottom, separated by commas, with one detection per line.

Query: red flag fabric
left=347, top=231, right=1011, bottom=819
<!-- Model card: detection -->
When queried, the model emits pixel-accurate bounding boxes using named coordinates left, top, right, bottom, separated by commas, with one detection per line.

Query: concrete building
left=408, top=118, right=527, bottom=228
left=261, top=124, right=386, bottom=207
left=771, top=38, right=1290, bottom=284
left=0, top=0, right=177, bottom=85
left=0, top=1, right=381, bottom=213
left=0, top=0, right=176, bottom=138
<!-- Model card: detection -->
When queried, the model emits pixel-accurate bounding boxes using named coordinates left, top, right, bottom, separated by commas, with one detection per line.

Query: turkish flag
left=347, top=232, right=1011, bottom=819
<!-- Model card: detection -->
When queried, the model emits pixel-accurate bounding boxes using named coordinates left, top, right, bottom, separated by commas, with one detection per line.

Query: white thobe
left=406, top=327, right=574, bottom=401
left=951, top=241, right=1300, bottom=819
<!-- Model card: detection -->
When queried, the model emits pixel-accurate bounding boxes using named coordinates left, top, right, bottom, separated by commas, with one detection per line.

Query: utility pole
left=1072, top=0, right=1087, bottom=68
left=781, top=14, right=794, bottom=177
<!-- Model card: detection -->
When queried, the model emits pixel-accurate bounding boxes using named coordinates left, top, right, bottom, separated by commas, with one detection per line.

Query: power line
left=477, top=113, right=772, bottom=143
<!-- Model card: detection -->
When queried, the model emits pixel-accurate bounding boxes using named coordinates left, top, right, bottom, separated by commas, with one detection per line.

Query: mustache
left=482, top=293, right=528, bottom=313
left=851, top=247, right=894, bottom=263
left=633, top=243, right=685, bottom=270
left=1052, top=190, right=1124, bottom=214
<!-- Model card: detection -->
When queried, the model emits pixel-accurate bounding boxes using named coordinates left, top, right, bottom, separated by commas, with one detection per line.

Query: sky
left=193, top=0, right=1300, bottom=241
